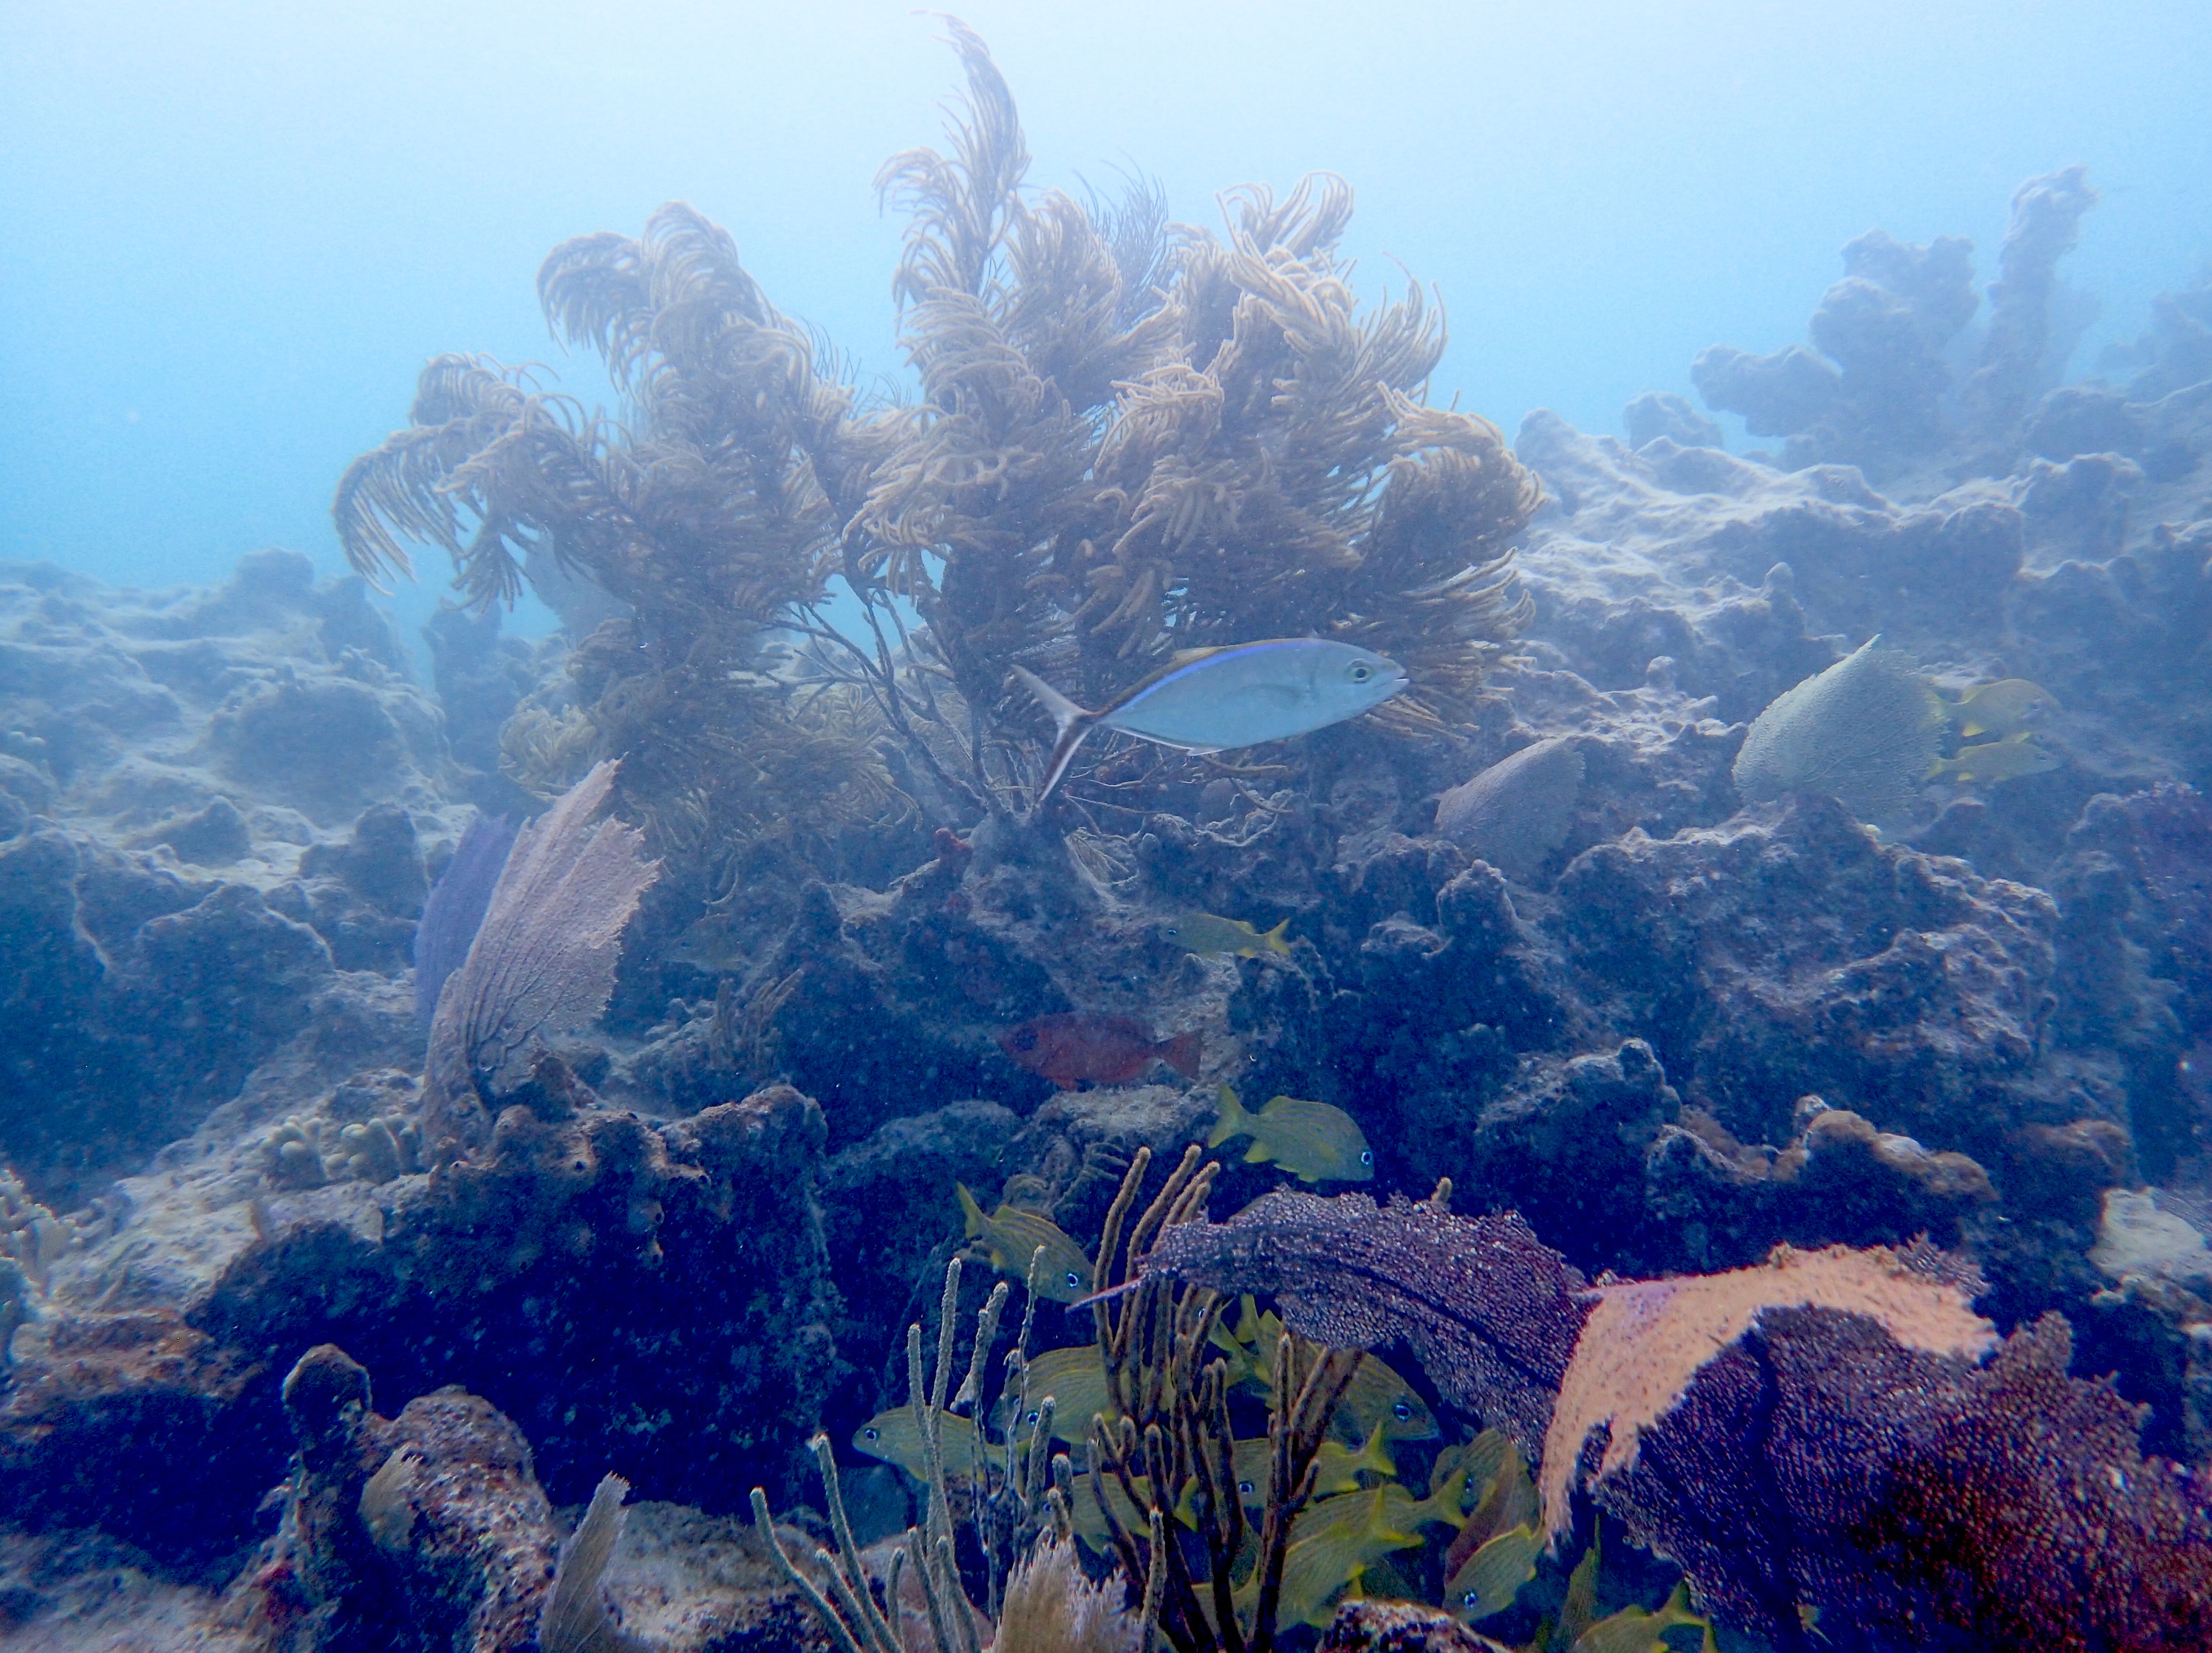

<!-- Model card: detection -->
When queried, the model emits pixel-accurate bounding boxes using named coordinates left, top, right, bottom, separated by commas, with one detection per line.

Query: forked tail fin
left=1011, top=665, right=1101, bottom=807
left=955, top=1181, right=988, bottom=1239
left=1206, top=1083, right=1250, bottom=1148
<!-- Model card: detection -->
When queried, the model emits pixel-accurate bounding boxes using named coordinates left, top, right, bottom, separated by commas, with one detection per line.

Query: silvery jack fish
left=1013, top=639, right=1408, bottom=804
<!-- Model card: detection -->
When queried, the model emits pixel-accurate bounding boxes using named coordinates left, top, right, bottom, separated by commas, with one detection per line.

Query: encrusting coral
left=335, top=19, right=1537, bottom=843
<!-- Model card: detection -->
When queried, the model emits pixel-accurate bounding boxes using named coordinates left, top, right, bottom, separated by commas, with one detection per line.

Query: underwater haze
left=6, top=3, right=2212, bottom=1649
left=5, top=0, right=2209, bottom=606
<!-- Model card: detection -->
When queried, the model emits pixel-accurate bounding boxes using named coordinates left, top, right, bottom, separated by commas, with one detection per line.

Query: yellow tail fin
left=1262, top=917, right=1292, bottom=954
left=955, top=1182, right=988, bottom=1239
left=1206, top=1084, right=1250, bottom=1149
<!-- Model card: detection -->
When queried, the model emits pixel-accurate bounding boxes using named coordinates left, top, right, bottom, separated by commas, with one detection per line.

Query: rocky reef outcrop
left=5, top=42, right=2212, bottom=1652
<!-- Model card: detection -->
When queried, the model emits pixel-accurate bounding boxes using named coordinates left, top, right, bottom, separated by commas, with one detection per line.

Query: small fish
left=1222, top=1301, right=1438, bottom=1443
left=1441, top=1432, right=1536, bottom=1578
left=1243, top=1485, right=1430, bottom=1629
left=1013, top=640, right=1408, bottom=804
left=1164, top=911, right=1293, bottom=959
left=1227, top=1418, right=1398, bottom=1509
left=1927, top=732, right=2063, bottom=786
left=1572, top=1581, right=1716, bottom=1653
left=1209, top=1085, right=1373, bottom=1183
left=998, top=1013, right=1202, bottom=1089
left=1945, top=678, right=2059, bottom=741
left=956, top=1184, right=1094, bottom=1301
left=666, top=915, right=748, bottom=972
left=850, top=1406, right=986, bottom=1483
left=1066, top=1467, right=1156, bottom=1553
left=1447, top=1524, right=1543, bottom=1623
left=992, top=1344, right=1114, bottom=1442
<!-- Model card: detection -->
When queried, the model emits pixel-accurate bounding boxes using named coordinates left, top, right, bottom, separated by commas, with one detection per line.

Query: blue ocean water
left=4, top=1, right=2206, bottom=629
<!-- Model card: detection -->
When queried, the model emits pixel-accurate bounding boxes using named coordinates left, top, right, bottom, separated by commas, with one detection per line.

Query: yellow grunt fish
left=1164, top=911, right=1294, bottom=959
left=1243, top=1484, right=1436, bottom=1629
left=1219, top=1301, right=1438, bottom=1443
left=1227, top=1417, right=1399, bottom=1509
left=957, top=1183, right=1094, bottom=1301
left=1013, top=640, right=1407, bottom=805
left=1209, top=1085, right=1374, bottom=1183
left=850, top=1406, right=986, bottom=1483
left=993, top=1344, right=1115, bottom=1445
left=1945, top=678, right=2058, bottom=741
left=1927, top=731, right=2063, bottom=786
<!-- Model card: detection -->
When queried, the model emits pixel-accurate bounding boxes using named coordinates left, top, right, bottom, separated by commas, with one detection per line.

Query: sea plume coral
left=337, top=19, right=1539, bottom=832
left=423, top=761, right=660, bottom=1160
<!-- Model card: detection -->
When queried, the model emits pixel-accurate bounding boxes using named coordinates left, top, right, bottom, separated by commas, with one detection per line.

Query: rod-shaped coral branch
left=1085, top=1147, right=1359, bottom=1653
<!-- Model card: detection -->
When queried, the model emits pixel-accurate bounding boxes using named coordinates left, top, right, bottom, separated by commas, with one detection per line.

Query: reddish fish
left=997, top=1013, right=1203, bottom=1089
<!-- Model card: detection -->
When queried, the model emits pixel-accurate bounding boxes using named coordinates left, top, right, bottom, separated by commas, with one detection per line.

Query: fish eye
left=1359, top=1150, right=1373, bottom=1165
left=1392, top=1400, right=1413, bottom=1420
left=1348, top=663, right=1373, bottom=682
left=1462, top=1592, right=1479, bottom=1609
left=1238, top=1480, right=1255, bottom=1496
left=1025, top=1409, right=1040, bottom=1426
left=864, top=1428, right=881, bottom=1442
left=1066, top=1270, right=1082, bottom=1287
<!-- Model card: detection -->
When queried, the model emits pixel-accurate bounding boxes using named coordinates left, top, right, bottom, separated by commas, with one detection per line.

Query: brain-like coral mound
left=1732, top=637, right=1944, bottom=826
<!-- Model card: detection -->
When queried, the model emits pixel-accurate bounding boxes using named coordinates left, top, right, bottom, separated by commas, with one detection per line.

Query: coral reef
left=7, top=21, right=2212, bottom=1652
left=1690, top=167, right=2098, bottom=476
left=1144, top=1191, right=2212, bottom=1652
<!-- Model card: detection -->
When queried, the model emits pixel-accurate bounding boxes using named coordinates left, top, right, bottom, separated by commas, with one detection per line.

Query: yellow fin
left=1206, top=1084, right=1251, bottom=1149
left=955, top=1182, right=988, bottom=1239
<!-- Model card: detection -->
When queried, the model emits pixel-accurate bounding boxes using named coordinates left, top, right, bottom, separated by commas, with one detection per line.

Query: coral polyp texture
left=7, top=16, right=2212, bottom=1652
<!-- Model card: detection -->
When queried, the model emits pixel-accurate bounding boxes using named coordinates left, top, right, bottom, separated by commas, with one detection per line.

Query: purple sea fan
left=1138, top=1188, right=1589, bottom=1457
left=423, top=762, right=659, bottom=1160
left=412, top=812, right=518, bottom=1029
